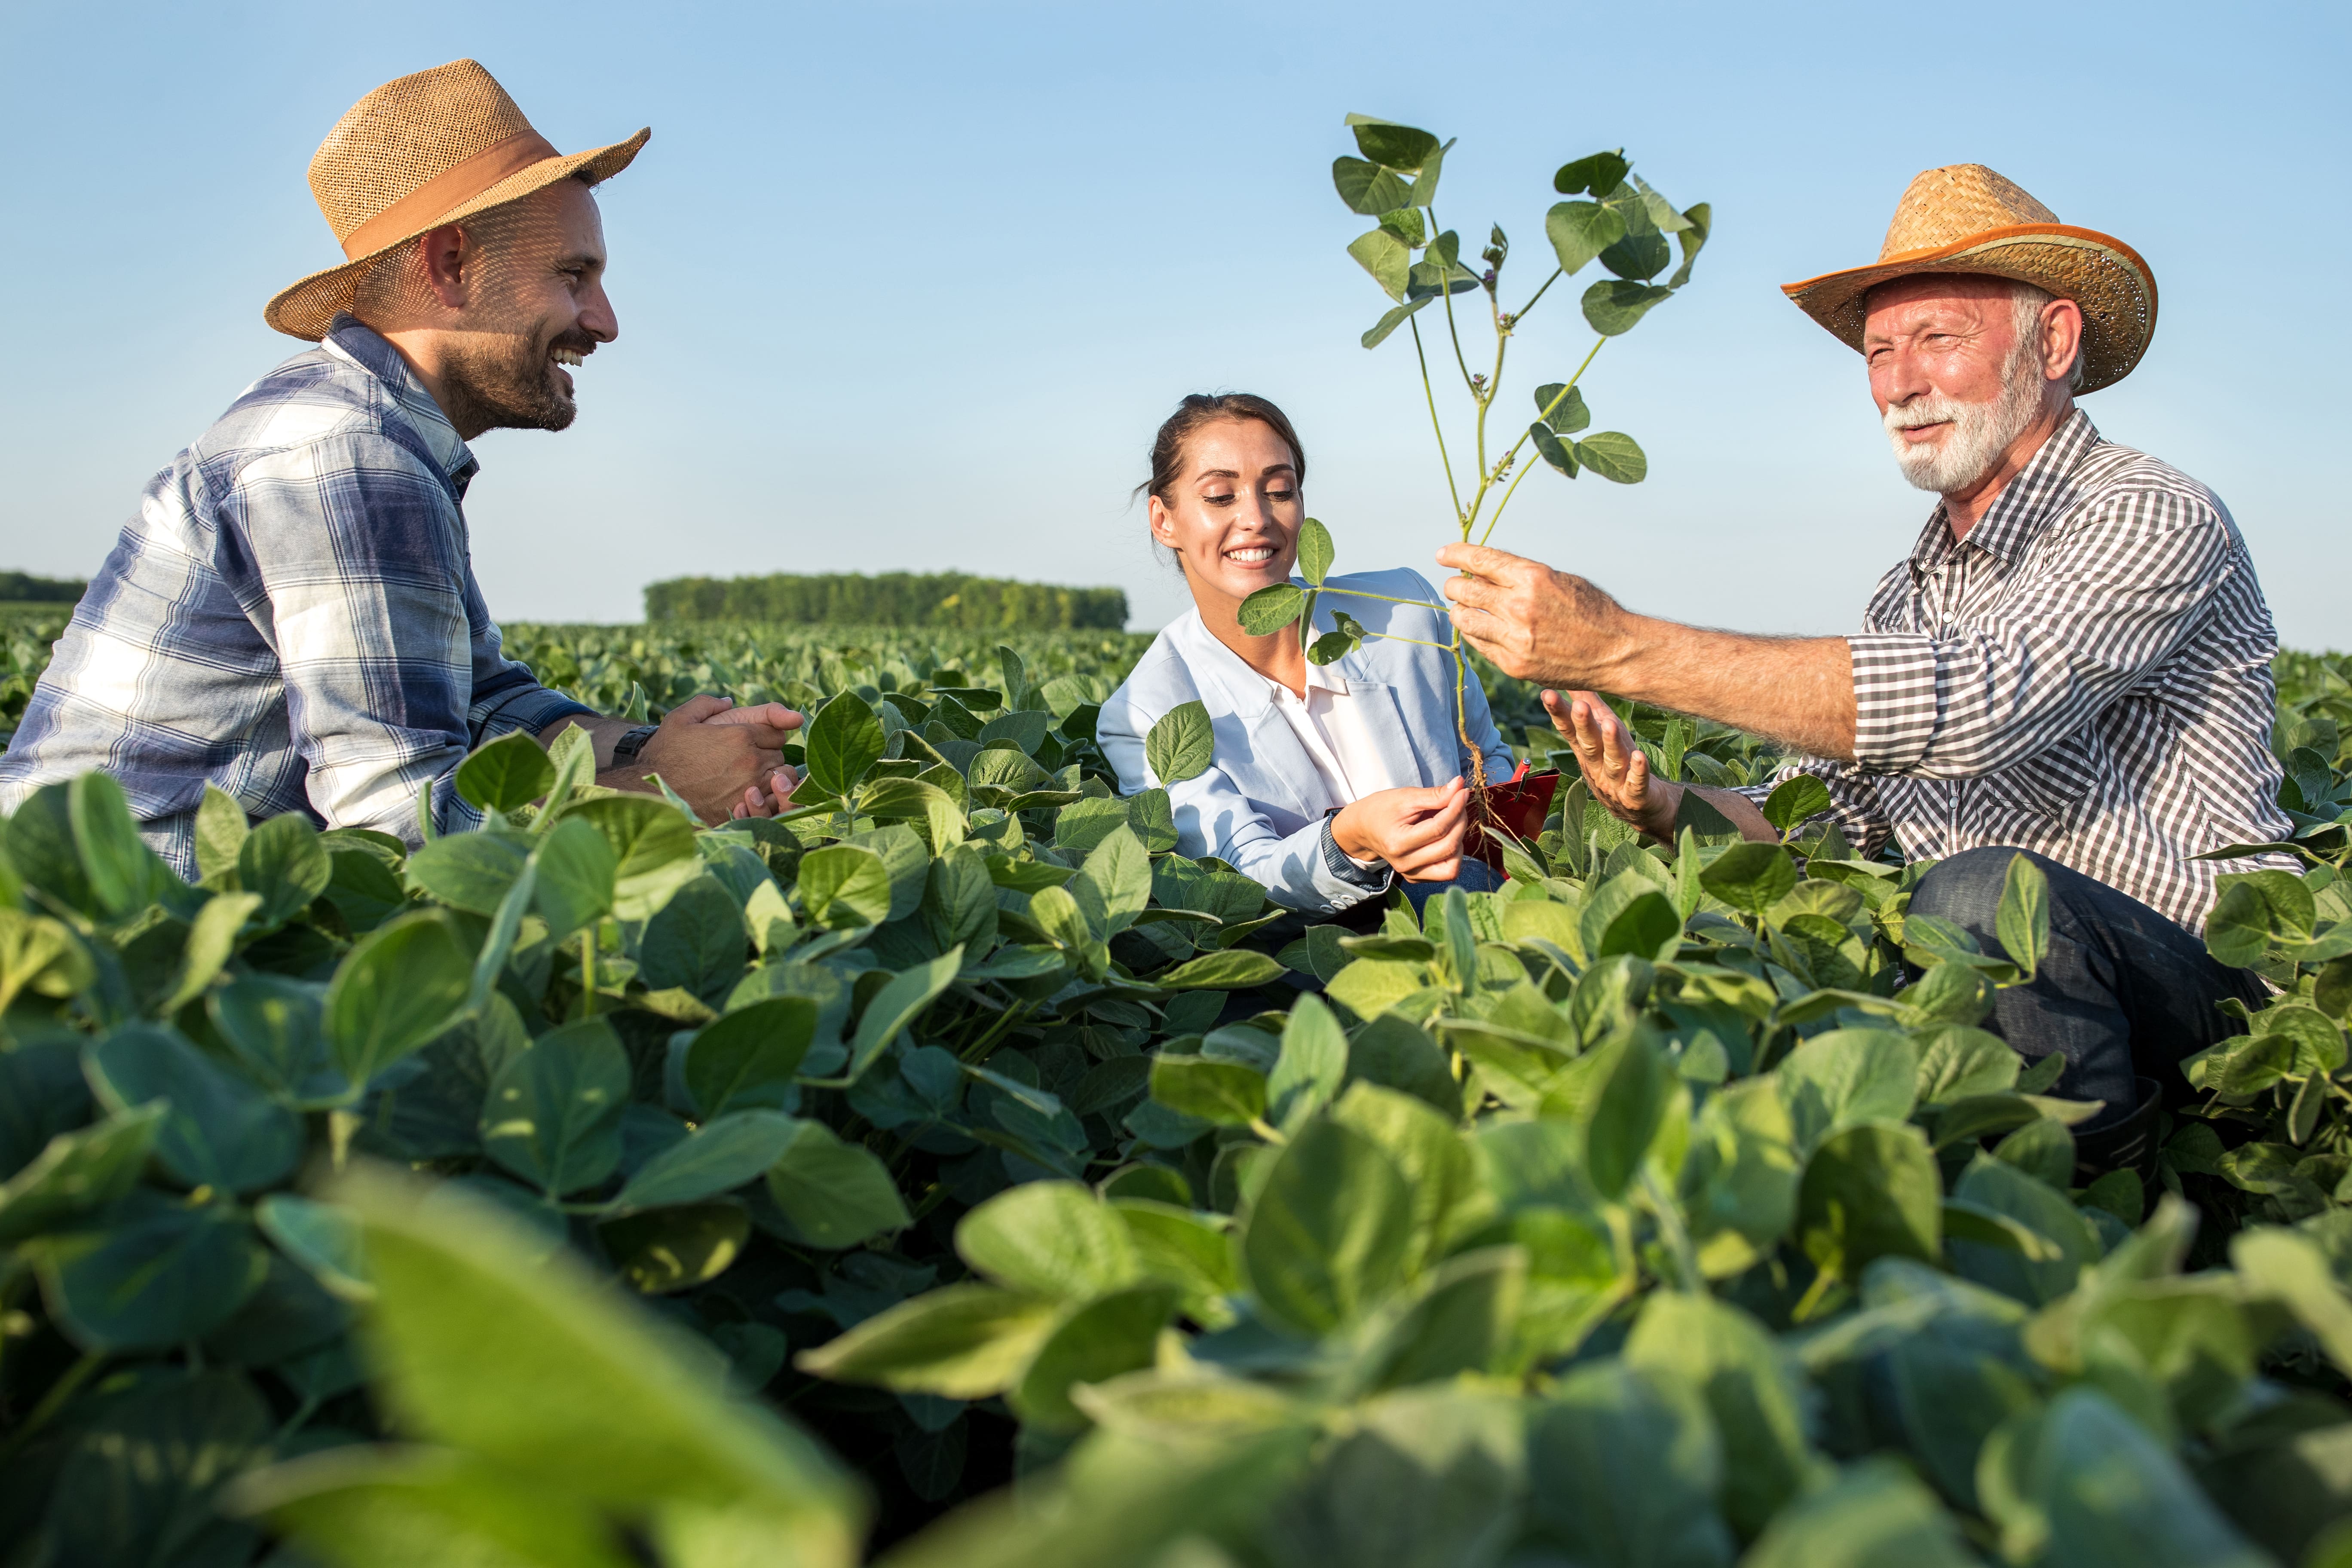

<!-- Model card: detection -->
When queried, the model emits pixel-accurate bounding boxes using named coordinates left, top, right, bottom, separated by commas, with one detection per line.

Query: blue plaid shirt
left=0, top=315, right=594, bottom=875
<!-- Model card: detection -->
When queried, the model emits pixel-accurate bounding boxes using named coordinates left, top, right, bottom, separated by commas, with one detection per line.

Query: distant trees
left=644, top=572, right=1128, bottom=631
left=0, top=572, right=84, bottom=604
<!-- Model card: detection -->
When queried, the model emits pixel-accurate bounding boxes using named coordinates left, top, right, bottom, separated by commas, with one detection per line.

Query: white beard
left=1883, top=346, right=2049, bottom=495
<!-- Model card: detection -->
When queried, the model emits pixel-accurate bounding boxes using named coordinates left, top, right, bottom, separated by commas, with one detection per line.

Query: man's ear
left=414, top=223, right=471, bottom=311
left=2041, top=295, right=2086, bottom=386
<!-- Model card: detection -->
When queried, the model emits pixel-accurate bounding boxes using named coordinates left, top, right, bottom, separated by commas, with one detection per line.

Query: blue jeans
left=1906, top=847, right=2270, bottom=1132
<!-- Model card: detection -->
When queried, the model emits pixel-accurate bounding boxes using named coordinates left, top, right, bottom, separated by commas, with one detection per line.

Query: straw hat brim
left=1781, top=223, right=2158, bottom=394
left=264, top=128, right=649, bottom=341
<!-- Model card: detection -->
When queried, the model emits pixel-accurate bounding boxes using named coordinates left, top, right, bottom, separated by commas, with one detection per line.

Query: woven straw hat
left=1782, top=165, right=2156, bottom=393
left=264, top=60, right=649, bottom=340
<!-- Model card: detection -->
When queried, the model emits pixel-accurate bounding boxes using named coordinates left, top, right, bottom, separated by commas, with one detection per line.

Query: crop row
left=1, top=620, right=2350, bottom=1566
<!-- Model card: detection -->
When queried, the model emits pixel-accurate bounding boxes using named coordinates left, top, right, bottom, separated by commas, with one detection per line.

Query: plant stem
left=1480, top=334, right=1609, bottom=543
left=1514, top=266, right=1565, bottom=320
left=1314, top=586, right=1449, bottom=610
left=1409, top=319, right=1465, bottom=526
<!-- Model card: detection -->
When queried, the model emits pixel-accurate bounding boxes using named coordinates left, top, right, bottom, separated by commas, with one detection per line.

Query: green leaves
left=1573, top=431, right=1648, bottom=484
left=1348, top=227, right=1410, bottom=300
left=1237, top=583, right=1308, bottom=637
left=799, top=844, right=893, bottom=929
left=956, top=1182, right=1140, bottom=1299
left=1553, top=150, right=1630, bottom=197
left=1546, top=200, right=1628, bottom=277
left=1761, top=774, right=1834, bottom=835
left=455, top=732, right=554, bottom=813
left=1241, top=1118, right=1413, bottom=1335
left=86, top=1024, right=301, bottom=1193
left=765, top=1119, right=910, bottom=1248
left=326, top=912, right=472, bottom=1087
left=1297, top=518, right=1335, bottom=585
left=1150, top=1055, right=1268, bottom=1125
left=609, top=1109, right=800, bottom=1212
left=805, top=690, right=888, bottom=798
left=480, top=1018, right=630, bottom=1197
left=1996, top=852, right=2052, bottom=978
left=1145, top=699, right=1216, bottom=787
left=2207, top=869, right=2315, bottom=967
left=1797, top=1123, right=1944, bottom=1287
left=1582, top=279, right=1675, bottom=336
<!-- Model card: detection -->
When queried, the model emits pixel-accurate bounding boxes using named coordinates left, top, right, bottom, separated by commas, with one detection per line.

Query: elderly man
left=1440, top=165, right=2289, bottom=1176
left=0, top=61, right=794, bottom=868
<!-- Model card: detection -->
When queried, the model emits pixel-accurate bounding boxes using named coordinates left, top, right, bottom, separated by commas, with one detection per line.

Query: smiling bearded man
left=0, top=61, right=800, bottom=862
left=1436, top=165, right=2295, bottom=1185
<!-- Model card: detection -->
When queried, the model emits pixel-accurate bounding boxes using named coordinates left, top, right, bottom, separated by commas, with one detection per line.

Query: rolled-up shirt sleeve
left=227, top=432, right=585, bottom=843
left=1846, top=492, right=2235, bottom=779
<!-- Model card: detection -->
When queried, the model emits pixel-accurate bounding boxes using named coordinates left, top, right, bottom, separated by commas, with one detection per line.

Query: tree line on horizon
left=643, top=570, right=1130, bottom=630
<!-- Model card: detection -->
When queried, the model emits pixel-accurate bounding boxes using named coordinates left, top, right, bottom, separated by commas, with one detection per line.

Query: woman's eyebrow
left=1260, top=464, right=1298, bottom=479
left=1192, top=467, right=1241, bottom=481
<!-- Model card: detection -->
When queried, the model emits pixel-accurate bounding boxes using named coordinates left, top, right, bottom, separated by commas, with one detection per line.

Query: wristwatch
left=611, top=724, right=658, bottom=766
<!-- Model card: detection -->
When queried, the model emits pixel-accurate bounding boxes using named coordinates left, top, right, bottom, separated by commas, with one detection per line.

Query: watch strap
left=611, top=724, right=659, bottom=764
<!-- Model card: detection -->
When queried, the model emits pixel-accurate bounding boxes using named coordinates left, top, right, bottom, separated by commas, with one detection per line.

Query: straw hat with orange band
left=265, top=60, right=648, bottom=341
left=1782, top=164, right=2156, bottom=394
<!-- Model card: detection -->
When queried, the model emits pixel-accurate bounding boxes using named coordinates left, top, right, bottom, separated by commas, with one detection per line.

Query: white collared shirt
left=1262, top=662, right=1397, bottom=872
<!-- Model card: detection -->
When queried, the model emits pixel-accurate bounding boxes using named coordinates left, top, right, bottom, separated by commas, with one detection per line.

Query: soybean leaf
left=1544, top=200, right=1628, bottom=279
left=1332, top=157, right=1415, bottom=217
left=0, top=1103, right=165, bottom=1246
left=479, top=1017, right=630, bottom=1198
left=70, top=771, right=169, bottom=918
left=239, top=813, right=333, bottom=928
left=1241, top=1118, right=1413, bottom=1335
left=326, top=912, right=472, bottom=1087
left=1237, top=584, right=1308, bottom=638
left=456, top=732, right=555, bottom=814
left=1011, top=1284, right=1180, bottom=1433
left=1667, top=202, right=1712, bottom=288
left=300, top=1168, right=861, bottom=1524
left=1581, top=280, right=1675, bottom=336
left=405, top=831, right=530, bottom=917
left=639, top=874, right=750, bottom=1001
left=1798, top=1122, right=1944, bottom=1285
left=1348, top=229, right=1411, bottom=301
left=1624, top=1292, right=1827, bottom=1539
left=796, top=1284, right=1061, bottom=1398
left=531, top=816, right=618, bottom=939
left=799, top=845, right=893, bottom=930
left=956, top=1180, right=1141, bottom=1300
left=1349, top=116, right=1439, bottom=170
left=1145, top=701, right=1216, bottom=787
left=1553, top=150, right=1630, bottom=198
left=805, top=691, right=888, bottom=799
left=1600, top=230, right=1672, bottom=282
left=1573, top=432, right=1648, bottom=485
left=839, top=948, right=965, bottom=1084
left=600, top=1202, right=751, bottom=1295
left=86, top=1023, right=302, bottom=1194
left=1151, top=1055, right=1268, bottom=1126
left=1268, top=995, right=1349, bottom=1127
left=1154, top=949, right=1286, bottom=991
left=1297, top=518, right=1335, bottom=586
left=685, top=997, right=820, bottom=1116
left=1761, top=775, right=1835, bottom=835
left=1080, top=827, right=1153, bottom=934
left=610, top=1109, right=801, bottom=1212
left=1530, top=424, right=1580, bottom=478
left=570, top=796, right=701, bottom=922
left=1362, top=296, right=1430, bottom=349
left=765, top=1120, right=911, bottom=1249
left=193, top=785, right=249, bottom=883
left=1532, top=383, right=1591, bottom=434
left=1996, top=853, right=2052, bottom=979
left=30, top=1192, right=270, bottom=1351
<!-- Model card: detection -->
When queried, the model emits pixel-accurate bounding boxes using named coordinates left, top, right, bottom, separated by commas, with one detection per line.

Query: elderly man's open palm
left=1544, top=690, right=1676, bottom=840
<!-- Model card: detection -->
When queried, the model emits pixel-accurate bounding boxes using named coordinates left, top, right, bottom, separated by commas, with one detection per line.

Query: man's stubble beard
left=1882, top=332, right=2051, bottom=496
left=438, top=322, right=586, bottom=435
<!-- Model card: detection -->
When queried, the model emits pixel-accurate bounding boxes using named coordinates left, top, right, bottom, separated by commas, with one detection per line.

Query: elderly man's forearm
left=1604, top=616, right=1860, bottom=761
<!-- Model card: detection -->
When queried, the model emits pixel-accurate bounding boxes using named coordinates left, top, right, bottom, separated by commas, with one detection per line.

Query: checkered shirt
left=0, top=315, right=594, bottom=876
left=1751, top=409, right=2292, bottom=933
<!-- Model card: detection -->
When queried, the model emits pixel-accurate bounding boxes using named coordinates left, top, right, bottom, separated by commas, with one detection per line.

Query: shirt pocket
left=1967, top=732, right=2104, bottom=843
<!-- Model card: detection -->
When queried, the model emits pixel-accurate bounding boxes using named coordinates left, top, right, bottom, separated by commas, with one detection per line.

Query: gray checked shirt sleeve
left=1848, top=489, right=2237, bottom=778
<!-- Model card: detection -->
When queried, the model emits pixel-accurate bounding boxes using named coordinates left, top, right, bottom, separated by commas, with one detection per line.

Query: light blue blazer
left=1098, top=568, right=1515, bottom=912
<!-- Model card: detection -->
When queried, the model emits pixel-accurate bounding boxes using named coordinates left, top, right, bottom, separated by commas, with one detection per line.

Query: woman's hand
left=1544, top=689, right=1681, bottom=840
left=1332, top=778, right=1472, bottom=882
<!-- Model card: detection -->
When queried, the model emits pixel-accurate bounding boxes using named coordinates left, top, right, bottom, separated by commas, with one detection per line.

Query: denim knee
left=1906, top=846, right=2028, bottom=934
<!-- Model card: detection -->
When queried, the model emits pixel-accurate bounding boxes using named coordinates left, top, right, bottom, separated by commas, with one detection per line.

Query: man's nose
left=579, top=278, right=619, bottom=344
left=1873, top=345, right=1930, bottom=408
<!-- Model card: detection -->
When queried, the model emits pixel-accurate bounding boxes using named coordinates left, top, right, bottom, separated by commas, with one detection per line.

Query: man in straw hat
left=0, top=61, right=797, bottom=863
left=1438, top=164, right=2293, bottom=1179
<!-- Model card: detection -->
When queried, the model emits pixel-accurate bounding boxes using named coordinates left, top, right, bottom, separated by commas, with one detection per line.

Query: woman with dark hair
left=1097, top=394, right=1513, bottom=916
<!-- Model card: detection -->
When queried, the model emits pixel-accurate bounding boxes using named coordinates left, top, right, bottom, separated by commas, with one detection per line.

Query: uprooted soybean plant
left=1234, top=117, right=1704, bottom=787
left=5, top=620, right=2352, bottom=1565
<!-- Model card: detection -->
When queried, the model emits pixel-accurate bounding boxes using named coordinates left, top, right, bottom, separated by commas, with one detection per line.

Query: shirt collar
left=321, top=313, right=480, bottom=492
left=1908, top=407, right=2101, bottom=578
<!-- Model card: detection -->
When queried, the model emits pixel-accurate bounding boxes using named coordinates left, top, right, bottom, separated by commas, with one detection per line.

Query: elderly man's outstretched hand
left=1543, top=690, right=1681, bottom=841
left=1436, top=543, right=1624, bottom=687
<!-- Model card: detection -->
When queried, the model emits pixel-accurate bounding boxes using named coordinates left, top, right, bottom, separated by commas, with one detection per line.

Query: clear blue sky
left=4, top=0, right=2345, bottom=646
